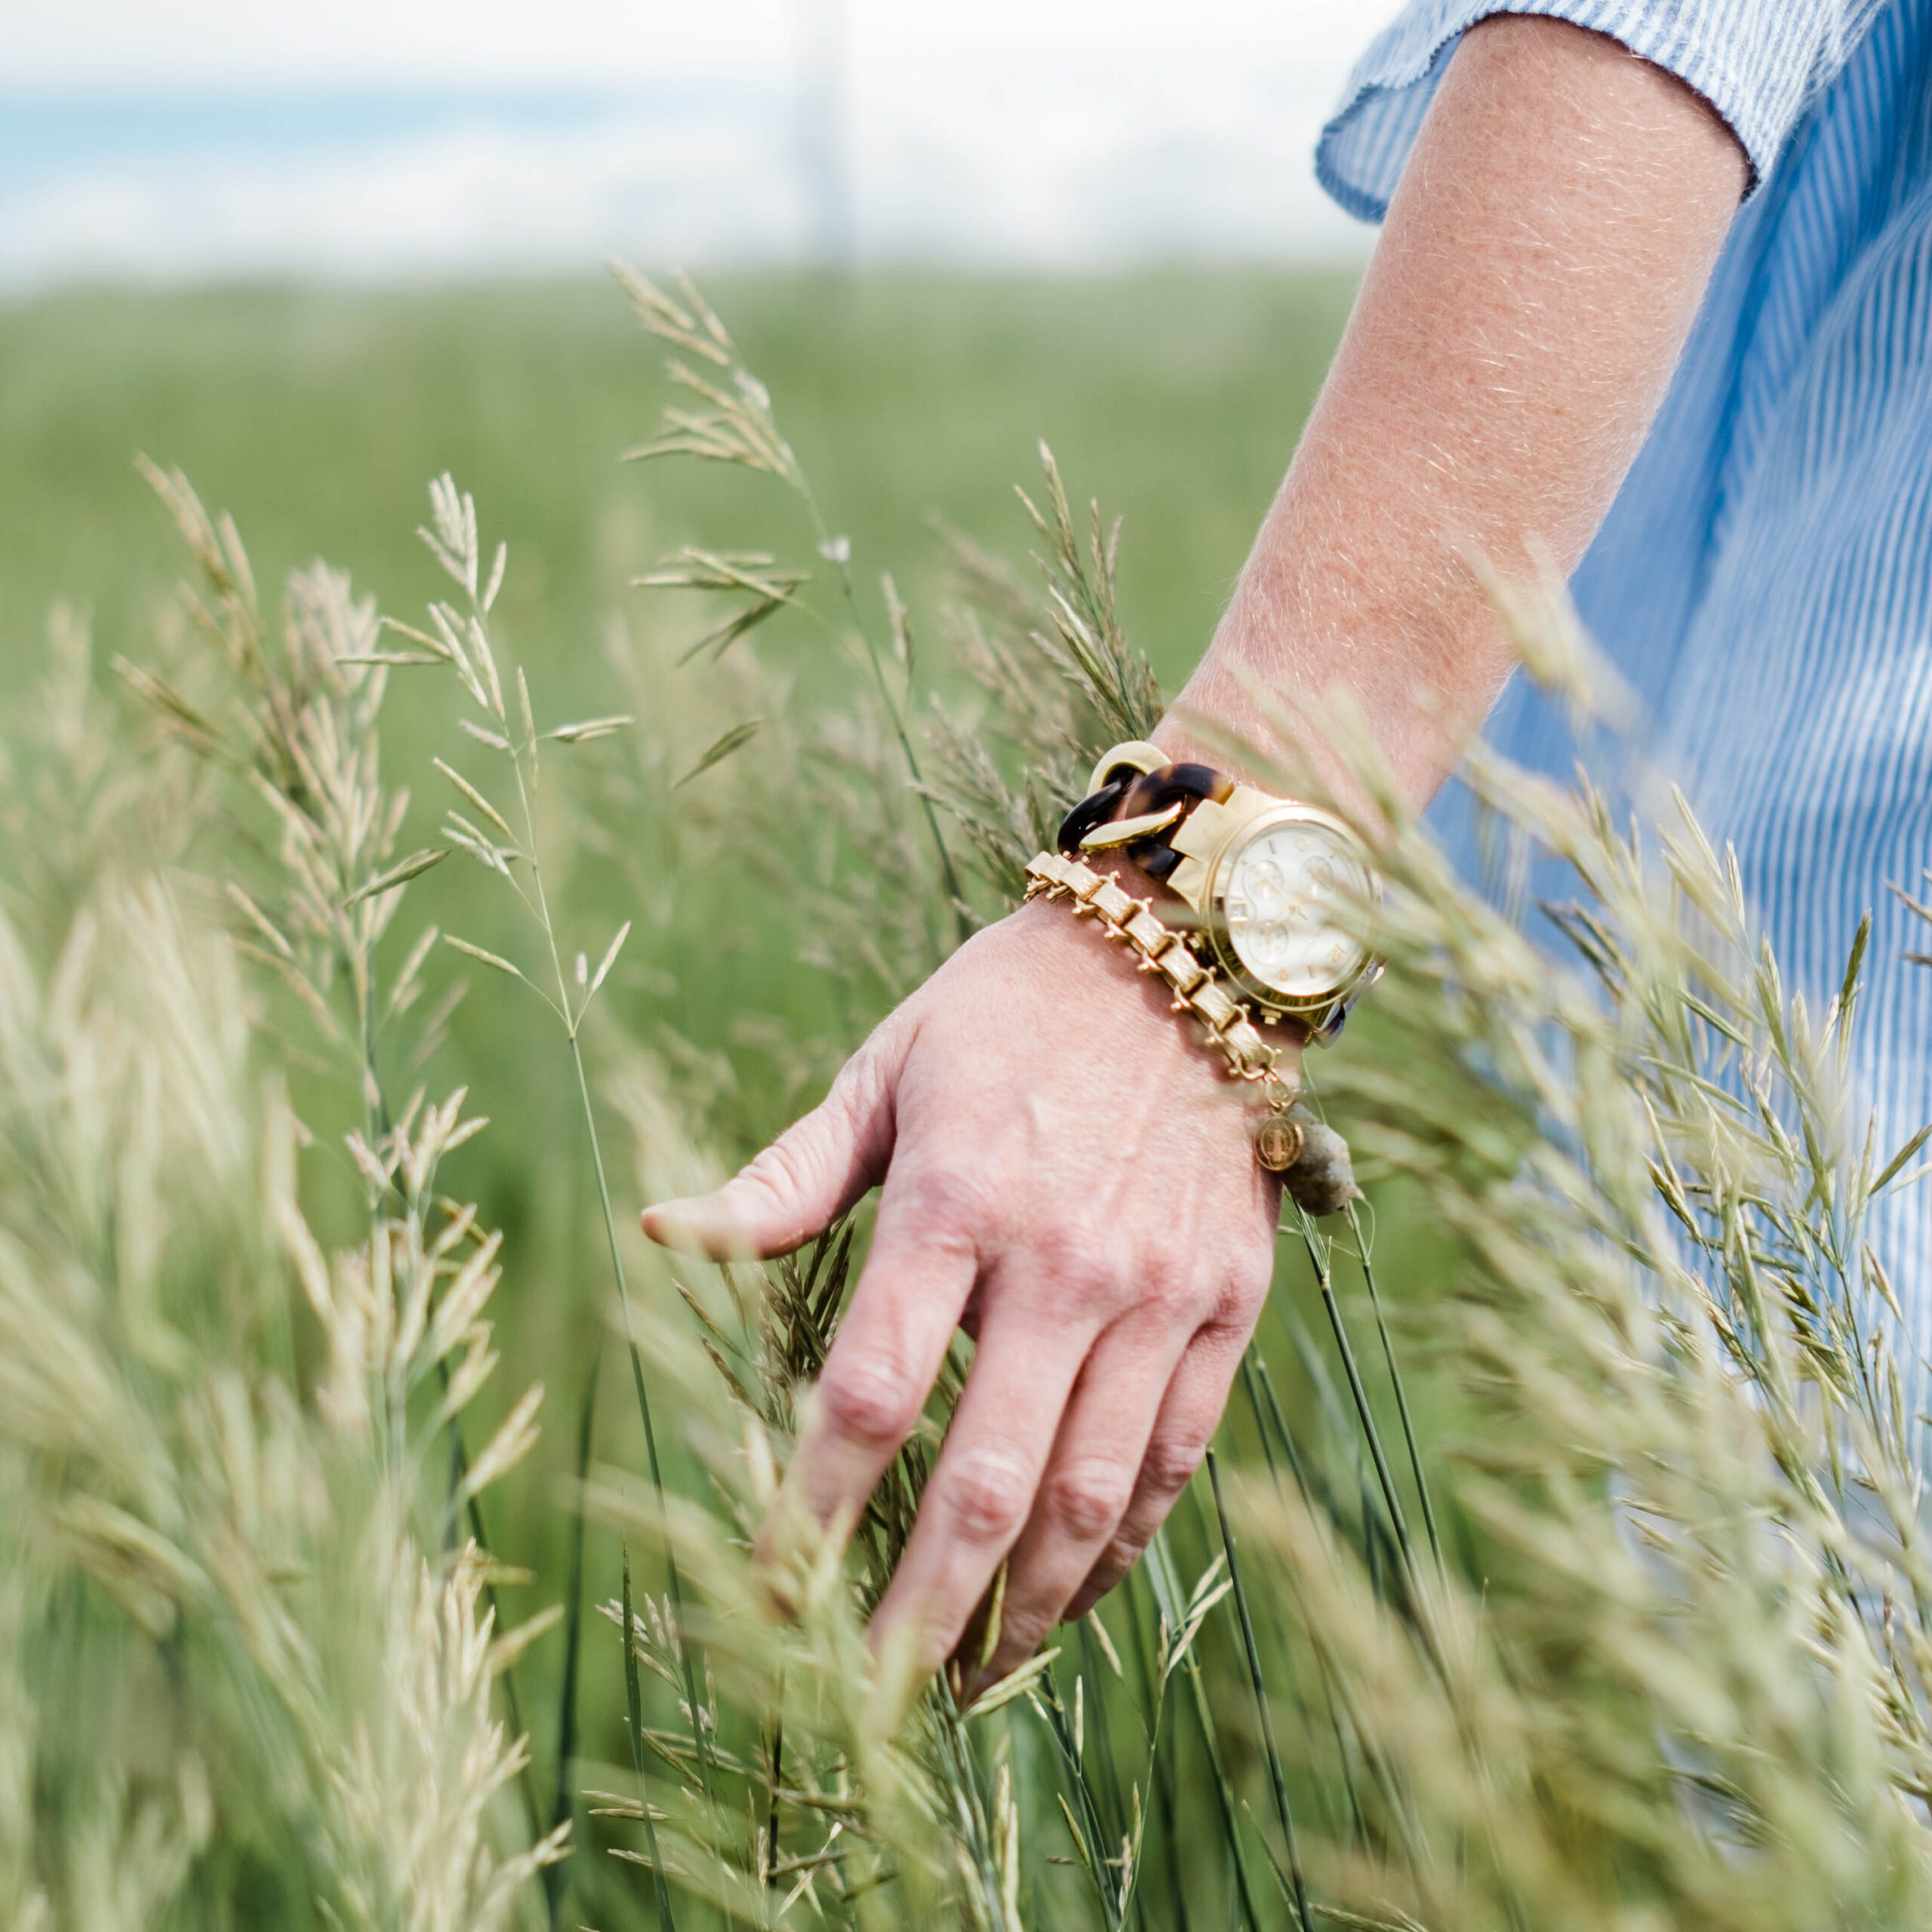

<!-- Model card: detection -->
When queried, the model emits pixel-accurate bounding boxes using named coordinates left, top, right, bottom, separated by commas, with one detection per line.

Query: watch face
left=1220, top=817, right=1371, bottom=1001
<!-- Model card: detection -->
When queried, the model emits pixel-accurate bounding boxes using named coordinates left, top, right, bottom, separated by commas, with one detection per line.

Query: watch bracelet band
left=1056, top=758, right=1229, bottom=883
left=1057, top=745, right=1370, bottom=1044
left=1023, top=848, right=1306, bottom=1174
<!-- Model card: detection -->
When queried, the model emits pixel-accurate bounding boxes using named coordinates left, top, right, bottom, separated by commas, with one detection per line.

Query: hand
left=642, top=883, right=1288, bottom=1685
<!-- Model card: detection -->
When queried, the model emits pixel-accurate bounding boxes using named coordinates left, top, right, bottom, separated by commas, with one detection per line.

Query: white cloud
left=2, top=112, right=809, bottom=283
left=1, top=1, right=1401, bottom=284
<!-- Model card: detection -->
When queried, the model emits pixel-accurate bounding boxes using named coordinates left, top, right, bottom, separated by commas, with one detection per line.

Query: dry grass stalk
left=8, top=272, right=1932, bottom=1932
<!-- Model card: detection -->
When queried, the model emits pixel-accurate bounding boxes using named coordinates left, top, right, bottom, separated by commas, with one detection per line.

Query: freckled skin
left=647, top=17, right=1748, bottom=1687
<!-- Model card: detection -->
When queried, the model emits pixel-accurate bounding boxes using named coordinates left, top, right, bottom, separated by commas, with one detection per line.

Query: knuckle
left=1140, top=1271, right=1208, bottom=1327
left=817, top=1350, right=923, bottom=1446
left=1204, top=1274, right=1268, bottom=1338
left=1044, top=1456, right=1136, bottom=1543
left=1230, top=1253, right=1275, bottom=1315
left=1141, top=1435, right=1208, bottom=1499
left=831, top=1031, right=892, bottom=1125
left=733, top=1131, right=829, bottom=1228
left=941, top=1444, right=1035, bottom=1544
left=992, top=1603, right=1056, bottom=1660
left=1024, top=1220, right=1081, bottom=1279
left=1031, top=1224, right=1132, bottom=1307
left=900, top=1161, right=999, bottom=1235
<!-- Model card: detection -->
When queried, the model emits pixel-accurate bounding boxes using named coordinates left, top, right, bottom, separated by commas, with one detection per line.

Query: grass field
left=0, top=269, right=1363, bottom=1177
left=0, top=267, right=1374, bottom=1921
left=0, top=272, right=1372, bottom=1390
left=0, top=271, right=1358, bottom=705
left=10, top=268, right=1924, bottom=1932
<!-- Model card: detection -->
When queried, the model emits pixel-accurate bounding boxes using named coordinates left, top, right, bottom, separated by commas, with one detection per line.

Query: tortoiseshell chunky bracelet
left=1023, top=848, right=1304, bottom=1172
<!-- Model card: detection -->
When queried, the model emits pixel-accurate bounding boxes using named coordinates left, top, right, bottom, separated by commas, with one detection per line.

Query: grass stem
left=622, top=1544, right=679, bottom=1932
left=509, top=741, right=720, bottom=1812
left=544, top=1344, right=601, bottom=1924
left=1121, top=1571, right=1191, bottom=1932
left=1344, top=1203, right=1442, bottom=1571
left=804, top=487, right=974, bottom=950
left=1148, top=1527, right=1263, bottom=1932
left=1206, top=1447, right=1312, bottom=1932
left=1036, top=1666, right=1121, bottom=1930
left=1297, top=1211, right=1416, bottom=1579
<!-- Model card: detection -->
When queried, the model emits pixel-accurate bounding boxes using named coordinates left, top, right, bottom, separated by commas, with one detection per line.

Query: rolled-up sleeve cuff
left=1318, top=0, right=1870, bottom=223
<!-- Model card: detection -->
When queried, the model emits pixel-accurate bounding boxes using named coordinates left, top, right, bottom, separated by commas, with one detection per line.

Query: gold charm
left=1253, top=1113, right=1304, bottom=1173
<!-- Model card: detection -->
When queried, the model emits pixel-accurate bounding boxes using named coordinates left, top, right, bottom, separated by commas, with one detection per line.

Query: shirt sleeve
left=1317, top=0, right=1890, bottom=222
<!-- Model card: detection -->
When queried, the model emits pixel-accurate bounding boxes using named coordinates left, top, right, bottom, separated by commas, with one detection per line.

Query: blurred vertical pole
left=797, top=0, right=855, bottom=272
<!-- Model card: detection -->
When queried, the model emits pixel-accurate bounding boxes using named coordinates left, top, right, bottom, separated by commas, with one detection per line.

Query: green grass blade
left=1121, top=1567, right=1191, bottom=1932
left=1078, top=1618, right=1130, bottom=1850
left=1148, top=1527, right=1264, bottom=1932
left=1239, top=1353, right=1365, bottom=1847
left=1297, top=1210, right=1415, bottom=1577
left=765, top=1713, right=782, bottom=1887
left=1035, top=1666, right=1121, bottom=1929
left=1344, top=1202, right=1442, bottom=1571
left=1206, top=1447, right=1312, bottom=1932
left=567, top=1029, right=718, bottom=1808
left=544, top=1343, right=601, bottom=1926
left=937, top=1703, right=1013, bottom=1926
left=622, top=1543, right=678, bottom=1932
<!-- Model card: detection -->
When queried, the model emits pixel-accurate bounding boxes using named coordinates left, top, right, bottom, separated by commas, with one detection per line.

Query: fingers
left=868, top=1286, right=1099, bottom=1678
left=768, top=1174, right=982, bottom=1546
left=642, top=1019, right=909, bottom=1260
left=1062, top=1315, right=1251, bottom=1622
left=978, top=1311, right=1186, bottom=1683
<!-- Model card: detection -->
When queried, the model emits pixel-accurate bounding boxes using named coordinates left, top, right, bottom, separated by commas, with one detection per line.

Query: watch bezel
left=1200, top=802, right=1380, bottom=1020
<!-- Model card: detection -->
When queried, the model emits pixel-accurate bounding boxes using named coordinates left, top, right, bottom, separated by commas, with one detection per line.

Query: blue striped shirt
left=1321, top=2, right=1932, bottom=1377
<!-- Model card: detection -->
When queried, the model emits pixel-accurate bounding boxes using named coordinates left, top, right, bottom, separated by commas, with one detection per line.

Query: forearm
left=1164, top=15, right=1747, bottom=814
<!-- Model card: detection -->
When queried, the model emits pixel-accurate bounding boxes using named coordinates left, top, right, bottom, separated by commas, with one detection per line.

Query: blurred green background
left=0, top=264, right=1367, bottom=1392
left=0, top=267, right=1364, bottom=1185
left=2, top=266, right=1405, bottom=1914
left=0, top=272, right=1356, bottom=699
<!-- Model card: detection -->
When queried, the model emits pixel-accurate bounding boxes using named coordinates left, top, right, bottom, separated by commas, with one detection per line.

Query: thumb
left=641, top=1023, right=906, bottom=1260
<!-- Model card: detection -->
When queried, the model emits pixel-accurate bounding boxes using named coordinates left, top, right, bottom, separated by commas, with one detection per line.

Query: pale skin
left=645, top=18, right=1749, bottom=1687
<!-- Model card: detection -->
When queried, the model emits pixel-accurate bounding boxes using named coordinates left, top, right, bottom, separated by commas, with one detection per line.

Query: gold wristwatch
left=1057, top=740, right=1381, bottom=1041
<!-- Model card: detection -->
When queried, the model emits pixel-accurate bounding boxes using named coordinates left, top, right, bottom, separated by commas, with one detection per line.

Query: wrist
left=1022, top=848, right=1311, bottom=1135
left=1026, top=847, right=1314, bottom=1049
left=1004, top=855, right=1371, bottom=1208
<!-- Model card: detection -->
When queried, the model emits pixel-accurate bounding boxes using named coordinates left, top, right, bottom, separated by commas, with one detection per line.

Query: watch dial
left=1222, top=820, right=1370, bottom=999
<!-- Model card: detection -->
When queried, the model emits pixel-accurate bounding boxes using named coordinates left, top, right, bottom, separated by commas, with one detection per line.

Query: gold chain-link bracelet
left=1023, top=848, right=1304, bottom=1172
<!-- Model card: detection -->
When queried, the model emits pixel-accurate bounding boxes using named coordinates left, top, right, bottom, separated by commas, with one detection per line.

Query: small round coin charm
left=1253, top=1112, right=1304, bottom=1173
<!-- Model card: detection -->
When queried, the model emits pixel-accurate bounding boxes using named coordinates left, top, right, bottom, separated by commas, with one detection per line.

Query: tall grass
left=0, top=509, right=565, bottom=1927
left=2, top=267, right=1930, bottom=1932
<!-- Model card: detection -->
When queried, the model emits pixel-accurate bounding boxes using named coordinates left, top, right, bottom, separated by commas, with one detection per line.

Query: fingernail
left=638, top=1199, right=681, bottom=1240
left=640, top=1195, right=716, bottom=1251
left=641, top=1193, right=764, bottom=1262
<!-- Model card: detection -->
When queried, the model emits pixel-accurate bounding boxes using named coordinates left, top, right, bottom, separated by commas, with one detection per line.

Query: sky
left=1, top=1, right=1406, bottom=286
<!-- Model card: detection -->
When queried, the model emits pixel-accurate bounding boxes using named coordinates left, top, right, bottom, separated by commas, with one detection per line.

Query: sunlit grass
left=4, top=263, right=1931, bottom=1930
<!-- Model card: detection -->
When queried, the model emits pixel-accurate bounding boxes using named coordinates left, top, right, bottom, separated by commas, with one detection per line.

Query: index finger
left=866, top=1284, right=1094, bottom=1677
left=764, top=1174, right=980, bottom=1555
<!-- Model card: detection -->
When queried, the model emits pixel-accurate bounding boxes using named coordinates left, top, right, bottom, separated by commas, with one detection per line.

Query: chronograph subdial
left=1214, top=815, right=1372, bottom=1006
